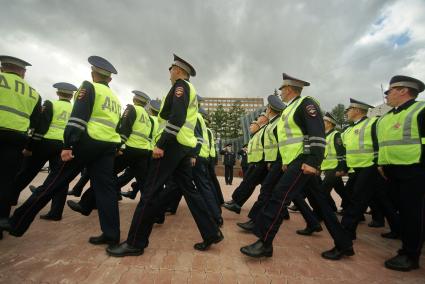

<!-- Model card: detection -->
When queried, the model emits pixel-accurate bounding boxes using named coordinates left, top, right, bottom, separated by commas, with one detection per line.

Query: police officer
left=223, top=114, right=269, bottom=214
left=220, top=143, right=236, bottom=185
left=0, top=56, right=122, bottom=246
left=67, top=90, right=154, bottom=214
left=241, top=73, right=353, bottom=259
left=7, top=82, right=76, bottom=221
left=238, top=144, right=248, bottom=176
left=206, top=123, right=224, bottom=206
left=237, top=94, right=286, bottom=232
left=106, top=54, right=223, bottom=257
left=376, top=75, right=425, bottom=271
left=0, top=56, right=41, bottom=239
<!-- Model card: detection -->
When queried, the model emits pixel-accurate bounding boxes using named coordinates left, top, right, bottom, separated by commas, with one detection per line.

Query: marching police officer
left=7, top=82, right=76, bottom=221
left=0, top=56, right=41, bottom=239
left=241, top=73, right=353, bottom=259
left=0, top=56, right=122, bottom=246
left=106, top=54, right=223, bottom=257
left=206, top=125, right=224, bottom=206
left=220, top=143, right=236, bottom=185
left=377, top=75, right=425, bottom=271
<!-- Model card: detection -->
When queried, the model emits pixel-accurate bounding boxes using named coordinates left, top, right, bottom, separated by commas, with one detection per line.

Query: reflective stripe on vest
left=126, top=105, right=152, bottom=150
left=277, top=96, right=307, bottom=165
left=263, top=116, right=280, bottom=162
left=377, top=101, right=425, bottom=165
left=86, top=82, right=121, bottom=143
left=343, top=117, right=377, bottom=168
left=207, top=128, right=217, bottom=158
left=321, top=130, right=339, bottom=170
left=158, top=80, right=198, bottom=148
left=43, top=100, right=72, bottom=141
left=0, top=72, right=40, bottom=132
left=197, top=114, right=210, bottom=158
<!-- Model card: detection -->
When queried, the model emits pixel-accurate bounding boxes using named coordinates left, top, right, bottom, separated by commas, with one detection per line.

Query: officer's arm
left=297, top=98, right=326, bottom=168
left=418, top=108, right=425, bottom=164
left=192, top=118, right=203, bottom=157
left=27, top=100, right=53, bottom=150
left=29, top=96, right=42, bottom=132
left=371, top=119, right=379, bottom=164
left=156, top=80, right=190, bottom=149
left=117, top=104, right=136, bottom=145
left=63, top=81, right=95, bottom=149
left=273, top=126, right=282, bottom=160
left=334, top=132, right=347, bottom=171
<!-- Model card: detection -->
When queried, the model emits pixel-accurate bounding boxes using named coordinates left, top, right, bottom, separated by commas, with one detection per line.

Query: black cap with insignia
left=132, top=90, right=151, bottom=104
left=149, top=99, right=161, bottom=112
left=88, top=55, right=117, bottom=77
left=384, top=75, right=425, bottom=95
left=347, top=98, right=374, bottom=111
left=225, top=143, right=232, bottom=147
left=53, top=82, right=77, bottom=95
left=169, top=54, right=196, bottom=77
left=323, top=112, right=337, bottom=125
left=279, top=73, right=310, bottom=90
left=267, top=95, right=285, bottom=112
left=0, top=55, right=31, bottom=69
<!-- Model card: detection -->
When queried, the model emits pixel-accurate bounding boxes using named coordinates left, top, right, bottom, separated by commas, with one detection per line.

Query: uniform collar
left=353, top=116, right=367, bottom=125
left=58, top=98, right=71, bottom=103
left=392, top=99, right=416, bottom=114
left=325, top=128, right=336, bottom=136
left=285, top=95, right=301, bottom=106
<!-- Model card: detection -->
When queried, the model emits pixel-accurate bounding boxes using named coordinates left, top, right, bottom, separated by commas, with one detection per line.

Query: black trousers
left=254, top=158, right=352, bottom=250
left=224, top=165, right=234, bottom=184
left=208, top=158, right=224, bottom=205
left=126, top=140, right=219, bottom=249
left=193, top=157, right=222, bottom=223
left=0, top=130, right=26, bottom=219
left=248, top=161, right=282, bottom=220
left=231, top=162, right=268, bottom=207
left=69, top=168, right=90, bottom=196
left=79, top=147, right=151, bottom=214
left=321, top=170, right=346, bottom=211
left=10, top=140, right=68, bottom=218
left=8, top=135, right=120, bottom=240
left=341, top=166, right=399, bottom=239
left=384, top=165, right=425, bottom=262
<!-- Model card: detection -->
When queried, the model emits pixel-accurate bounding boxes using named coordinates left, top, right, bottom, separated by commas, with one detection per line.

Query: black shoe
left=0, top=218, right=11, bottom=232
left=40, top=214, right=61, bottom=221
left=217, top=217, right=224, bottom=227
left=237, top=219, right=255, bottom=232
left=106, top=242, right=144, bottom=257
left=154, top=215, right=165, bottom=224
left=296, top=225, right=323, bottom=236
left=29, top=185, right=37, bottom=193
left=89, top=234, right=119, bottom=246
left=283, top=213, right=290, bottom=220
left=165, top=208, right=176, bottom=215
left=194, top=230, right=224, bottom=251
left=67, top=190, right=81, bottom=197
left=224, top=200, right=234, bottom=205
left=67, top=200, right=90, bottom=216
left=321, top=246, right=355, bottom=260
left=381, top=231, right=400, bottom=239
left=240, top=240, right=273, bottom=258
left=120, top=191, right=137, bottom=200
left=368, top=220, right=384, bottom=228
left=0, top=230, right=3, bottom=240
left=336, top=209, right=344, bottom=216
left=288, top=205, right=298, bottom=212
left=223, top=202, right=241, bottom=214
left=384, top=255, right=419, bottom=271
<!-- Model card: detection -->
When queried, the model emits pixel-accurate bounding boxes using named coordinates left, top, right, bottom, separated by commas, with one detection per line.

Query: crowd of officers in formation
left=0, top=53, right=424, bottom=273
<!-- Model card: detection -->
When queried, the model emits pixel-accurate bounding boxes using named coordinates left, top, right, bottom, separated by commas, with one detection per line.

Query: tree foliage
left=210, top=102, right=246, bottom=139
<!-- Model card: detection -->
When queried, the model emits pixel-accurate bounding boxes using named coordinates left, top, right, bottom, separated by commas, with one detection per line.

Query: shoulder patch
left=77, top=88, right=87, bottom=100
left=305, top=104, right=317, bottom=117
left=174, top=86, right=184, bottom=97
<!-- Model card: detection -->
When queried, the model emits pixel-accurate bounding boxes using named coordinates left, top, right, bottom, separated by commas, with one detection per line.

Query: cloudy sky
left=1, top=0, right=425, bottom=111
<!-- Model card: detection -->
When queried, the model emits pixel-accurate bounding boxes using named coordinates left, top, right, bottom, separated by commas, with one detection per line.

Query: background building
left=201, top=97, right=264, bottom=113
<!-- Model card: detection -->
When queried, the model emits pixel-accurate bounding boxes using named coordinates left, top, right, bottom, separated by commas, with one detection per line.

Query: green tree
left=330, top=103, right=347, bottom=130
left=210, top=104, right=228, bottom=138
left=227, top=101, right=246, bottom=138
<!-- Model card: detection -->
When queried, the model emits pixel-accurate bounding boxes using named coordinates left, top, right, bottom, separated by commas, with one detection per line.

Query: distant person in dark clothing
left=220, top=143, right=236, bottom=185
left=238, top=144, right=248, bottom=177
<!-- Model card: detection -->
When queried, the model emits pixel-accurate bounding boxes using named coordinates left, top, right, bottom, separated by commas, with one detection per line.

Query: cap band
left=57, top=89, right=74, bottom=95
left=172, top=61, right=191, bottom=76
left=324, top=116, right=336, bottom=125
left=349, top=103, right=371, bottom=110
left=281, top=79, right=306, bottom=88
left=1, top=59, right=27, bottom=69
left=91, top=66, right=111, bottom=77
left=389, top=81, right=419, bottom=91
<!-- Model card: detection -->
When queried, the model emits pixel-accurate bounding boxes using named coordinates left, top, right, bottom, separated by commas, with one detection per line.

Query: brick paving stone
left=0, top=173, right=424, bottom=283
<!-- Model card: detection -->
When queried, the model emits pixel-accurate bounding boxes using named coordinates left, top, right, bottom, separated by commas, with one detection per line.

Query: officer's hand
left=22, top=149, right=32, bottom=157
left=190, top=157, right=196, bottom=167
left=377, top=166, right=387, bottom=180
left=61, top=149, right=74, bottom=161
left=152, top=147, right=164, bottom=159
left=267, top=163, right=271, bottom=170
left=282, top=164, right=288, bottom=172
left=116, top=150, right=124, bottom=156
left=301, top=163, right=318, bottom=175
left=335, top=171, right=346, bottom=177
